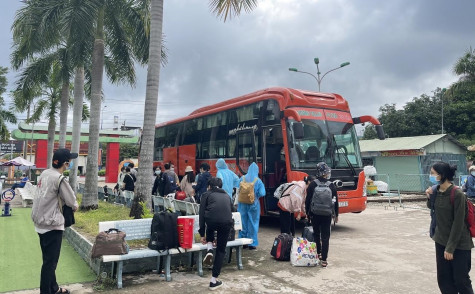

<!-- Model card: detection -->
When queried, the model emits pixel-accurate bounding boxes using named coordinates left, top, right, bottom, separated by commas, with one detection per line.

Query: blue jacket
left=216, top=159, right=240, bottom=198
left=467, top=175, right=475, bottom=197
left=193, top=171, right=211, bottom=202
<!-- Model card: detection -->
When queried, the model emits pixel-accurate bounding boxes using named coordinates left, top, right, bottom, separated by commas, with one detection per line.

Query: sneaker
left=248, top=246, right=257, bottom=250
left=203, top=250, right=213, bottom=266
left=209, top=280, right=223, bottom=290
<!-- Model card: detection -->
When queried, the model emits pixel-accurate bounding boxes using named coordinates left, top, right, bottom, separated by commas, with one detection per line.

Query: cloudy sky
left=0, top=0, right=474, bottom=131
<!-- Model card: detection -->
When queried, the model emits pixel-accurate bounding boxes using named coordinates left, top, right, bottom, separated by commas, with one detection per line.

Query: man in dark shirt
left=199, top=177, right=234, bottom=291
left=305, top=162, right=338, bottom=268
left=122, top=167, right=135, bottom=207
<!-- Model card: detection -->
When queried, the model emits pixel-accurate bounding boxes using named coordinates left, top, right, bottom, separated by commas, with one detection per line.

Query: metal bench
left=152, top=196, right=199, bottom=215
left=98, top=212, right=252, bottom=288
left=16, top=182, right=36, bottom=207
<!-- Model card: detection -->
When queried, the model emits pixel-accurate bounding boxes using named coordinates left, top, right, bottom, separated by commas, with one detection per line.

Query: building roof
left=359, top=134, right=466, bottom=152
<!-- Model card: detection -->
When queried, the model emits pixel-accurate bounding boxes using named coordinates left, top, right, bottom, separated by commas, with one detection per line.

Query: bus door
left=235, top=129, right=257, bottom=175
left=262, top=126, right=285, bottom=214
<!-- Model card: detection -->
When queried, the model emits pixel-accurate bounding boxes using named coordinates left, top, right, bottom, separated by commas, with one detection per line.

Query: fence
left=367, top=174, right=469, bottom=210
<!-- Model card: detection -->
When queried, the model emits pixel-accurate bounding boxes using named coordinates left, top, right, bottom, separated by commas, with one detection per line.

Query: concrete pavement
left=12, top=203, right=475, bottom=294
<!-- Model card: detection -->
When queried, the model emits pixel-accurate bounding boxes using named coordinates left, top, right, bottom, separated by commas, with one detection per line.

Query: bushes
left=98, top=169, right=106, bottom=176
left=63, top=169, right=80, bottom=176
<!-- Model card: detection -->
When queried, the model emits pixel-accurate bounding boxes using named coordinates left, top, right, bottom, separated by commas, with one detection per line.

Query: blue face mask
left=429, top=175, right=440, bottom=185
left=68, top=161, right=74, bottom=170
left=471, top=172, right=475, bottom=177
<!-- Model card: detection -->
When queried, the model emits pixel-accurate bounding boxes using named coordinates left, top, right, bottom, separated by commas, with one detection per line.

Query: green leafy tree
left=362, top=124, right=377, bottom=140
left=132, top=0, right=259, bottom=218
left=444, top=47, right=475, bottom=144
left=0, top=67, right=18, bottom=142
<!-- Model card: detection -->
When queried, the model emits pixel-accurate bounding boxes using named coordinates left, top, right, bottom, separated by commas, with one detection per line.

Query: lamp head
left=340, top=62, right=350, bottom=67
left=314, top=58, right=319, bottom=65
left=289, top=68, right=298, bottom=72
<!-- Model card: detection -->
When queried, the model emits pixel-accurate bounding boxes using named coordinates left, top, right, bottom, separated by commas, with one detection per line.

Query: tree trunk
left=82, top=7, right=105, bottom=210
left=23, top=105, right=31, bottom=158
left=132, top=0, right=163, bottom=218
left=69, top=66, right=85, bottom=193
left=59, top=81, right=70, bottom=148
left=47, top=117, right=56, bottom=169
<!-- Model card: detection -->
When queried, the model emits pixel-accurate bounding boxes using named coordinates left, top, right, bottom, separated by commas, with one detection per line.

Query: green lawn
left=0, top=207, right=96, bottom=293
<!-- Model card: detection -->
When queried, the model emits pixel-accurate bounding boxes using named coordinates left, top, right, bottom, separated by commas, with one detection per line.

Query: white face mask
left=472, top=171, right=475, bottom=176
left=155, top=170, right=161, bottom=175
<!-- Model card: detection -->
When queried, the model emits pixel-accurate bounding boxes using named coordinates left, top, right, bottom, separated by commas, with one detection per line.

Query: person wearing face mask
left=466, top=166, right=475, bottom=198
left=31, top=148, right=79, bottom=294
left=305, top=162, right=338, bottom=268
left=425, top=162, right=474, bottom=294
left=152, top=166, right=162, bottom=196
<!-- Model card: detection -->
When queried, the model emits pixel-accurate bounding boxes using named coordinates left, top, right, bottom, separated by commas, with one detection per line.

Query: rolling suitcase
left=302, top=224, right=314, bottom=242
left=270, top=233, right=293, bottom=261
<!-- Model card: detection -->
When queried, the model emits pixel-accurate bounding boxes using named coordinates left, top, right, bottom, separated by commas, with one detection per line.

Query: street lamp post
left=289, top=57, right=350, bottom=92
left=101, top=105, right=107, bottom=130
left=441, top=88, right=446, bottom=134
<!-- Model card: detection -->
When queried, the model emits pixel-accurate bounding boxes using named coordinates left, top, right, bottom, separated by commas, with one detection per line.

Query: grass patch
left=74, top=194, right=149, bottom=248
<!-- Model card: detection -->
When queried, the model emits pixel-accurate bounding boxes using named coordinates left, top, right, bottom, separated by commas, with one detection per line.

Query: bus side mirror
left=292, top=123, right=304, bottom=140
left=375, top=125, right=385, bottom=140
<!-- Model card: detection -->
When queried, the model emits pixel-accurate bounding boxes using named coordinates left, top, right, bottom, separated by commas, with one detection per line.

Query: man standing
left=122, top=167, right=135, bottom=207
left=199, top=177, right=234, bottom=290
left=31, top=148, right=78, bottom=294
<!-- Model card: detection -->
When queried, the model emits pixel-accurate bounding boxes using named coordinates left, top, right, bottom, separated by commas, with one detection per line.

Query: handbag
left=290, top=237, right=318, bottom=267
left=91, top=228, right=129, bottom=258
left=57, top=176, right=75, bottom=227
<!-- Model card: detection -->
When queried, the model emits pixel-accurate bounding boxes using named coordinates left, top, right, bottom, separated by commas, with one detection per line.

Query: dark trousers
left=206, top=221, right=232, bottom=278
left=279, top=208, right=295, bottom=236
left=435, top=242, right=474, bottom=294
left=38, top=230, right=63, bottom=294
left=311, top=214, right=332, bottom=261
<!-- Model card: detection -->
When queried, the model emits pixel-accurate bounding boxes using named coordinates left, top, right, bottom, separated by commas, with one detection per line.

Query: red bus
left=153, top=87, right=385, bottom=215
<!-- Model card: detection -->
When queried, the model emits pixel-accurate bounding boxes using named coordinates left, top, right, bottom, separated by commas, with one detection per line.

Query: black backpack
left=148, top=211, right=180, bottom=252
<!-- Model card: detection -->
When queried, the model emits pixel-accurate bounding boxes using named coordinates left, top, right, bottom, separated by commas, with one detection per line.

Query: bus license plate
left=340, top=201, right=348, bottom=207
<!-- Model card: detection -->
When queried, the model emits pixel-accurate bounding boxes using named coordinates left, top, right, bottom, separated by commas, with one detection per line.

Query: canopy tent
left=0, top=157, right=35, bottom=167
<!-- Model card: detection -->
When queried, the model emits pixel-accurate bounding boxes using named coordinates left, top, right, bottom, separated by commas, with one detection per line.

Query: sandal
left=318, top=254, right=322, bottom=260
left=321, top=260, right=328, bottom=268
left=55, top=288, right=70, bottom=294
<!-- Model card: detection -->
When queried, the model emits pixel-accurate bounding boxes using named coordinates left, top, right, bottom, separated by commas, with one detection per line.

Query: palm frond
left=209, top=0, right=258, bottom=22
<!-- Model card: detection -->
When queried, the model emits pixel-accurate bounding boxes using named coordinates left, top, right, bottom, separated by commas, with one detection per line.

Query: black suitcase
left=270, top=233, right=293, bottom=261
left=302, top=225, right=314, bottom=242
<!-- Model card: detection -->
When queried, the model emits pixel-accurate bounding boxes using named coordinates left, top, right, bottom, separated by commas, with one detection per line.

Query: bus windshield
left=288, top=119, right=363, bottom=170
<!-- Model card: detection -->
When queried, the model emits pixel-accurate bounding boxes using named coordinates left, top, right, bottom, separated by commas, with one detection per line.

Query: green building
left=359, top=134, right=467, bottom=192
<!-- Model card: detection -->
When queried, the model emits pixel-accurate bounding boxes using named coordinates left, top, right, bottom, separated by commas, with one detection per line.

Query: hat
left=53, top=148, right=78, bottom=166
left=470, top=165, right=475, bottom=172
left=316, top=162, right=331, bottom=177
left=185, top=166, right=193, bottom=172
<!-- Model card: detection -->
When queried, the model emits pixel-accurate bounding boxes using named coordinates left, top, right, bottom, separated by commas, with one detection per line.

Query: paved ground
left=11, top=202, right=475, bottom=294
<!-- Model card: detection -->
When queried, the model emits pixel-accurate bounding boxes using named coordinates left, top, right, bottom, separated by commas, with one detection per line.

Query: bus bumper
left=338, top=196, right=367, bottom=214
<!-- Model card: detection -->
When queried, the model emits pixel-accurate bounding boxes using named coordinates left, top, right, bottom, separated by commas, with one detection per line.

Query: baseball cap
left=53, top=148, right=78, bottom=166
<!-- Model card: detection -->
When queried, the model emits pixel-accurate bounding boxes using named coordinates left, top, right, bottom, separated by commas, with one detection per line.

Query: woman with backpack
left=425, top=162, right=474, bottom=293
left=180, top=166, right=196, bottom=200
left=237, top=162, right=266, bottom=250
left=305, top=162, right=338, bottom=268
left=277, top=176, right=314, bottom=236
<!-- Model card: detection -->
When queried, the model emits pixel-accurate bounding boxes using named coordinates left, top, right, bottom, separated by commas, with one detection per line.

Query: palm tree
left=132, top=0, right=259, bottom=218
left=0, top=67, right=17, bottom=141
left=82, top=0, right=152, bottom=210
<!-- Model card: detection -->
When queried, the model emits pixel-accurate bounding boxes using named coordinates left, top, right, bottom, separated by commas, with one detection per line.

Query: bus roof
left=155, top=87, right=350, bottom=128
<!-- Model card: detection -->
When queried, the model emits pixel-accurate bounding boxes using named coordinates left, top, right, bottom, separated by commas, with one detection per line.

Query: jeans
left=206, top=221, right=232, bottom=278
left=38, top=230, right=63, bottom=294
left=435, top=242, right=474, bottom=294
left=311, top=214, right=332, bottom=261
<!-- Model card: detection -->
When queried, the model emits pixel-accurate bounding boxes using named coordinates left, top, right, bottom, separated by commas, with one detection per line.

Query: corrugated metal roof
left=359, top=134, right=447, bottom=152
